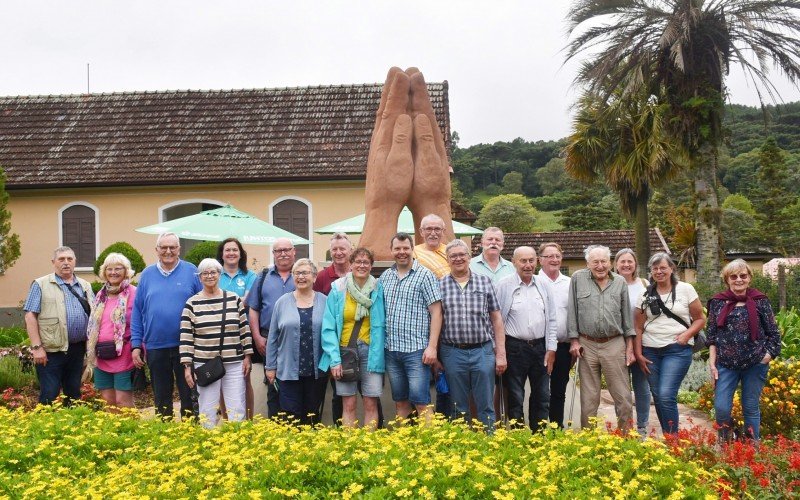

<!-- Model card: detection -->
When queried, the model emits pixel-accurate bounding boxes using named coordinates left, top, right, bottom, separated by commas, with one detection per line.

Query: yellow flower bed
left=0, top=406, right=717, bottom=498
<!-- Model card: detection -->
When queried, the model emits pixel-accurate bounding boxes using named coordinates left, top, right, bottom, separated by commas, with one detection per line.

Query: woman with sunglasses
left=634, top=252, right=704, bottom=436
left=708, top=259, right=781, bottom=443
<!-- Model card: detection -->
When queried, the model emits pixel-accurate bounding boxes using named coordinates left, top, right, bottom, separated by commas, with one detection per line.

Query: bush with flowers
left=696, top=359, right=800, bottom=437
left=0, top=405, right=718, bottom=498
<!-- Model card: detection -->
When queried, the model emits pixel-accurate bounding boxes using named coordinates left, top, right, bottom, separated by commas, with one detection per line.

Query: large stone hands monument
left=360, top=67, right=455, bottom=260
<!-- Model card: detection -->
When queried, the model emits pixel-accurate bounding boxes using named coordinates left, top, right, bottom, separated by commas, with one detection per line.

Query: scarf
left=711, top=287, right=768, bottom=342
left=346, top=273, right=376, bottom=321
left=87, top=280, right=131, bottom=367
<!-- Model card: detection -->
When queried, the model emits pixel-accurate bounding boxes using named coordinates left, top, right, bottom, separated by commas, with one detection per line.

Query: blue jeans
left=630, top=362, right=651, bottom=434
left=715, top=362, right=769, bottom=441
left=504, top=337, right=549, bottom=431
left=643, top=343, right=692, bottom=435
left=385, top=349, right=431, bottom=405
left=36, top=341, right=86, bottom=405
left=440, top=342, right=495, bottom=430
left=146, top=347, right=195, bottom=420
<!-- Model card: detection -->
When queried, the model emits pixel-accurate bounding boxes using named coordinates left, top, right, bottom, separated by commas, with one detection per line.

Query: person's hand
left=32, top=348, right=48, bottom=366
left=495, top=350, right=507, bottom=376
left=569, top=339, right=583, bottom=359
left=761, top=353, right=772, bottom=364
left=253, top=335, right=266, bottom=357
left=709, top=362, right=719, bottom=388
left=265, top=369, right=276, bottom=385
left=544, top=350, right=556, bottom=375
left=675, top=331, right=692, bottom=346
left=637, top=354, right=652, bottom=375
left=184, top=365, right=195, bottom=389
left=626, top=347, right=636, bottom=366
left=242, top=356, right=251, bottom=377
left=422, top=345, right=438, bottom=366
left=330, top=365, right=343, bottom=380
left=81, top=365, right=93, bottom=384
left=132, top=348, right=145, bottom=369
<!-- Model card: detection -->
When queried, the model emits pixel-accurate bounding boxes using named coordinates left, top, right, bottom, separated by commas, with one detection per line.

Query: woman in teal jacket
left=320, top=247, right=385, bottom=429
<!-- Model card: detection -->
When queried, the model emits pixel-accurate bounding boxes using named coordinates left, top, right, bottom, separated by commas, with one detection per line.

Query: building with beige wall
left=0, top=83, right=452, bottom=320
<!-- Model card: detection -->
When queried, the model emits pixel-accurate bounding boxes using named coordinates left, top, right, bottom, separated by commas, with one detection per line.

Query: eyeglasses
left=273, top=248, right=293, bottom=254
left=729, top=273, right=750, bottom=281
left=448, top=252, right=469, bottom=260
left=651, top=266, right=672, bottom=273
left=422, top=227, right=443, bottom=234
left=106, top=267, right=126, bottom=273
left=540, top=254, right=561, bottom=260
left=158, top=245, right=178, bottom=252
left=200, top=271, right=219, bottom=278
left=293, top=270, right=312, bottom=277
left=352, top=260, right=372, bottom=267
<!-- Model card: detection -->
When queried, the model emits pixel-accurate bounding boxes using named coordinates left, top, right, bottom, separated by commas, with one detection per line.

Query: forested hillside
left=453, top=100, right=800, bottom=255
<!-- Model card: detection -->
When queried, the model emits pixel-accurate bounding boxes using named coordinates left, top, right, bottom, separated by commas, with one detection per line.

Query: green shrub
left=93, top=242, right=146, bottom=277
left=183, top=241, right=218, bottom=266
left=0, top=327, right=27, bottom=348
left=0, top=355, right=37, bottom=390
left=777, top=307, right=800, bottom=358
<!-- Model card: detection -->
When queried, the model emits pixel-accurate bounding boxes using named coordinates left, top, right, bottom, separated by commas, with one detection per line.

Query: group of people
left=23, top=215, right=782, bottom=441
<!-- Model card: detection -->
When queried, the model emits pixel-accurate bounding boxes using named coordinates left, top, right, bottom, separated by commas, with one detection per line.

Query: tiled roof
left=471, top=229, right=670, bottom=259
left=450, top=199, right=477, bottom=224
left=0, top=83, right=450, bottom=189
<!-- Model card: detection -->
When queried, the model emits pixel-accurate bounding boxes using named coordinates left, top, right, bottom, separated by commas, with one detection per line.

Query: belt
left=506, top=336, right=545, bottom=346
left=579, top=333, right=621, bottom=344
left=442, top=340, right=490, bottom=350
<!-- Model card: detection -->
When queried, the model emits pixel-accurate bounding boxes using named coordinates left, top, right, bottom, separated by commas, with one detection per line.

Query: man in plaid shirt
left=439, top=239, right=507, bottom=430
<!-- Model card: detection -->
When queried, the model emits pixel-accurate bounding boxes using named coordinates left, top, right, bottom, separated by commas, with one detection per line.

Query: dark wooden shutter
left=272, top=200, right=309, bottom=259
left=62, top=205, right=96, bottom=267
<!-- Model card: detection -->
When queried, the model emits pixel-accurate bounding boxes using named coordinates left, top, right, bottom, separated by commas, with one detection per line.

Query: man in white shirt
left=496, top=246, right=557, bottom=431
left=536, top=242, right=573, bottom=428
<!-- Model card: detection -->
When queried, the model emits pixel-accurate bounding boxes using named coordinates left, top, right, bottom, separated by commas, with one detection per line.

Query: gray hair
left=445, top=239, right=469, bottom=256
left=330, top=232, right=351, bottom=247
left=614, top=248, right=638, bottom=269
left=420, top=213, right=445, bottom=229
left=584, top=245, right=611, bottom=262
left=52, top=246, right=75, bottom=260
left=156, top=232, right=179, bottom=247
left=197, top=258, right=223, bottom=274
left=648, top=252, right=678, bottom=286
left=99, top=252, right=135, bottom=280
left=292, top=258, right=318, bottom=276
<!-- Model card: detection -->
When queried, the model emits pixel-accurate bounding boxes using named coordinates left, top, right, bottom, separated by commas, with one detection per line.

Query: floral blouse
left=706, top=297, right=781, bottom=370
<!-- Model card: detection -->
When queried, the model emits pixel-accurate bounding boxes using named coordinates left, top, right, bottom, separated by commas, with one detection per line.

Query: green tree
left=721, top=193, right=755, bottom=215
left=475, top=194, right=538, bottom=232
left=566, top=0, right=800, bottom=289
left=94, top=242, right=147, bottom=276
left=565, top=84, right=685, bottom=273
left=502, top=171, right=524, bottom=194
left=183, top=241, right=218, bottom=266
left=751, top=137, right=794, bottom=253
left=559, top=194, right=631, bottom=231
left=0, top=167, right=20, bottom=274
left=721, top=208, right=758, bottom=252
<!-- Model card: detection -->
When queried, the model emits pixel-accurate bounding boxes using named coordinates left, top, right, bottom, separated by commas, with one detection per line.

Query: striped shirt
left=379, top=261, right=442, bottom=352
left=179, top=292, right=253, bottom=364
left=413, top=244, right=450, bottom=279
left=440, top=272, right=500, bottom=345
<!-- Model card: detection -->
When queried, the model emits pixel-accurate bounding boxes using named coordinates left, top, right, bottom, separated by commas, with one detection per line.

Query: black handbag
left=339, top=318, right=364, bottom=383
left=95, top=340, right=119, bottom=360
left=131, top=366, right=149, bottom=391
left=194, top=292, right=228, bottom=387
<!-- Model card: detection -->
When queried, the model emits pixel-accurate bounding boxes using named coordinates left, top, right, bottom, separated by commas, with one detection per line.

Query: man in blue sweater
left=132, top=233, right=202, bottom=420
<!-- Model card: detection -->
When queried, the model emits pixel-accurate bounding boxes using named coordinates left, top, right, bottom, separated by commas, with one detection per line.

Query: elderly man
left=313, top=232, right=352, bottom=296
left=439, top=239, right=507, bottom=430
left=131, top=233, right=202, bottom=419
left=568, top=245, right=635, bottom=431
left=413, top=213, right=450, bottom=279
left=495, top=246, right=557, bottom=431
left=537, top=242, right=573, bottom=428
left=247, top=237, right=296, bottom=418
left=23, top=246, right=94, bottom=405
left=470, top=227, right=514, bottom=283
left=380, top=232, right=442, bottom=421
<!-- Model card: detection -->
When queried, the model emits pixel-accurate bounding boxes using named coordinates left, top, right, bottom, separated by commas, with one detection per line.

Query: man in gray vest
left=24, top=246, right=94, bottom=404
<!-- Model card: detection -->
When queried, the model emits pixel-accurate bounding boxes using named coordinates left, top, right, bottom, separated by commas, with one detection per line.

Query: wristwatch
left=31, top=344, right=42, bottom=350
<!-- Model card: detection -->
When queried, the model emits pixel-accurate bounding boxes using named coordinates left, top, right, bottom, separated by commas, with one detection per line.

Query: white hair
left=197, top=258, right=223, bottom=274
left=584, top=245, right=611, bottom=262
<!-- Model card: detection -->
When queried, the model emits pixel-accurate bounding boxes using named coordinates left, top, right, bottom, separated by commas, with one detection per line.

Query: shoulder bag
left=195, top=292, right=228, bottom=387
left=339, top=318, right=364, bottom=383
left=652, top=289, right=706, bottom=353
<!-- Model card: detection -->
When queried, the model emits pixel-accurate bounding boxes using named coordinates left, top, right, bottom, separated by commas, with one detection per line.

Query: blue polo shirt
left=470, top=254, right=515, bottom=284
left=219, top=268, right=257, bottom=298
left=246, top=266, right=295, bottom=331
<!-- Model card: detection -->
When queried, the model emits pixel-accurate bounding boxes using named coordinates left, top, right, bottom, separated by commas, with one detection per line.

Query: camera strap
left=654, top=292, right=690, bottom=329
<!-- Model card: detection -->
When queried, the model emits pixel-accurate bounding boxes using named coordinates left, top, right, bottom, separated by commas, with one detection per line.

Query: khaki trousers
left=578, top=335, right=633, bottom=431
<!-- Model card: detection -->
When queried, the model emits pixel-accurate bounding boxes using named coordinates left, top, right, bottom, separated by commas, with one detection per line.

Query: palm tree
left=565, top=0, right=800, bottom=289
left=565, top=85, right=686, bottom=274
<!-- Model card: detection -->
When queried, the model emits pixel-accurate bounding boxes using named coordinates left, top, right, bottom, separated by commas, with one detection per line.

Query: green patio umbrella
left=136, top=205, right=309, bottom=245
left=315, top=206, right=483, bottom=236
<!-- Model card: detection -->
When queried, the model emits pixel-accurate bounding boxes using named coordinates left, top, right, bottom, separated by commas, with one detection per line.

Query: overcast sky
left=1, top=1, right=798, bottom=147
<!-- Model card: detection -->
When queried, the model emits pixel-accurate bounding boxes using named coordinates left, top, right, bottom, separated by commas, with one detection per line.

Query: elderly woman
left=634, top=252, right=704, bottom=436
left=320, top=248, right=385, bottom=429
left=614, top=248, right=651, bottom=436
left=180, top=258, right=253, bottom=428
left=86, top=253, right=138, bottom=409
left=708, top=259, right=781, bottom=442
left=266, top=258, right=328, bottom=425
